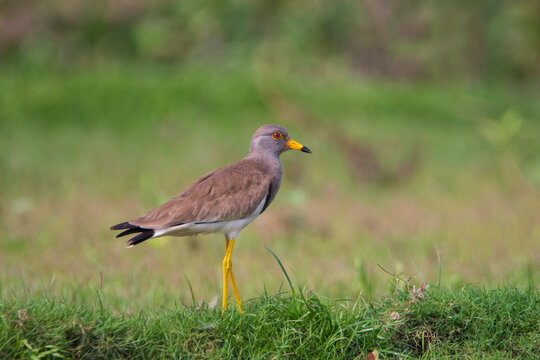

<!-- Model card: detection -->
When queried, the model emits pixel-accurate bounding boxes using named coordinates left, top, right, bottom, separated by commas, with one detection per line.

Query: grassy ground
left=0, top=61, right=539, bottom=356
left=1, top=285, right=538, bottom=359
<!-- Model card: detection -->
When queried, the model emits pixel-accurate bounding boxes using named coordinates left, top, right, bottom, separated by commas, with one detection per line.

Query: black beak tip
left=301, top=146, right=312, bottom=154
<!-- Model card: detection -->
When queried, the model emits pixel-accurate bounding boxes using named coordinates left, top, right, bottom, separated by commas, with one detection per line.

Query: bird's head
left=249, top=125, right=312, bottom=157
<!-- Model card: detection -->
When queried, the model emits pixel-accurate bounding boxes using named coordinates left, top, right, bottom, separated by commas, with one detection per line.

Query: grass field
left=1, top=61, right=539, bottom=357
left=1, top=285, right=538, bottom=359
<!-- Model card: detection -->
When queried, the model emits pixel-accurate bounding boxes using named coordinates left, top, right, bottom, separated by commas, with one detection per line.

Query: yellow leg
left=222, top=238, right=230, bottom=313
left=222, top=236, right=243, bottom=313
left=227, top=244, right=243, bottom=313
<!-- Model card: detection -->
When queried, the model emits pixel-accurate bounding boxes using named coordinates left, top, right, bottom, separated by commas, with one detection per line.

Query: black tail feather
left=110, top=222, right=136, bottom=230
left=116, top=227, right=145, bottom=238
left=126, top=231, right=154, bottom=247
left=111, top=221, right=154, bottom=246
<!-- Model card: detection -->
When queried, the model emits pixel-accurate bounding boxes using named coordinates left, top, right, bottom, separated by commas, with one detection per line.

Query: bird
left=110, top=124, right=311, bottom=313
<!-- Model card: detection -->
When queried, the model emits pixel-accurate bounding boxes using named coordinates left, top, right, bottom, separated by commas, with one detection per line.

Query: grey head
left=248, top=124, right=312, bottom=157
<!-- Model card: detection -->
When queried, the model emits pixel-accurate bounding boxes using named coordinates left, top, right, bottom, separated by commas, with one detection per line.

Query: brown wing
left=129, top=159, right=271, bottom=229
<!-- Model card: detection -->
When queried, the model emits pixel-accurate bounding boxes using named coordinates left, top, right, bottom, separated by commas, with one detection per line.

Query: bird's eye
left=272, top=132, right=282, bottom=140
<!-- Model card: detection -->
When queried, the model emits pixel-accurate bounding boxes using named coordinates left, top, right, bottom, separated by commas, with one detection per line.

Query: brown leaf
left=366, top=350, right=379, bottom=360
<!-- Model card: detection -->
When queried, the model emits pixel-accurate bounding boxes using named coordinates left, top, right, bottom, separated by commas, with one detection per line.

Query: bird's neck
left=245, top=151, right=282, bottom=171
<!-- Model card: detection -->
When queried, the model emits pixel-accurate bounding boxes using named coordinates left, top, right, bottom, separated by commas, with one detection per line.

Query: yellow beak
left=286, top=138, right=312, bottom=153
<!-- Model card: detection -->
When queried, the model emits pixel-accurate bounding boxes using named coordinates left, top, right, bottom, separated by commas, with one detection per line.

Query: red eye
left=272, top=132, right=282, bottom=140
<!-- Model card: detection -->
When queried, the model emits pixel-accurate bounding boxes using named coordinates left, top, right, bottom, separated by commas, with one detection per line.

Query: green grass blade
left=265, top=246, right=296, bottom=298
left=183, top=274, right=197, bottom=306
left=411, top=260, right=425, bottom=285
left=436, top=246, right=442, bottom=288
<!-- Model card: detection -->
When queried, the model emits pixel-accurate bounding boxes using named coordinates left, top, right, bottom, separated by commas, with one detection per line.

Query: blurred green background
left=1, top=0, right=539, bottom=310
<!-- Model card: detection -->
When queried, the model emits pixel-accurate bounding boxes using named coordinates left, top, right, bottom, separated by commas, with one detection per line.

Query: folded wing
left=129, top=159, right=271, bottom=230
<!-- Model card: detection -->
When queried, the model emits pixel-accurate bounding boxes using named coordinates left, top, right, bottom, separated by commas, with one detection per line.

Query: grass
left=0, top=60, right=539, bottom=357
left=1, top=285, right=538, bottom=359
